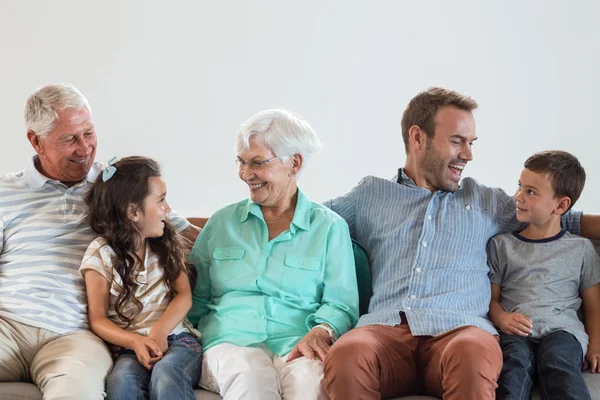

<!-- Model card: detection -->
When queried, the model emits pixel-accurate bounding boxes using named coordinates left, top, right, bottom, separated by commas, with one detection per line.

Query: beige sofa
left=2, top=373, right=600, bottom=400
left=2, top=218, right=599, bottom=399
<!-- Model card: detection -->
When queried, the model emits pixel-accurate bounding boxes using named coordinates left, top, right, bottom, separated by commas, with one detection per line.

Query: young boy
left=488, top=150, right=600, bottom=400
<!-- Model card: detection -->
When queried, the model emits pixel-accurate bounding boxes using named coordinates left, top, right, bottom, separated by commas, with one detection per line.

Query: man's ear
left=127, top=203, right=140, bottom=222
left=408, top=125, right=427, bottom=153
left=290, top=153, right=303, bottom=176
left=555, top=196, right=572, bottom=216
left=27, top=130, right=44, bottom=154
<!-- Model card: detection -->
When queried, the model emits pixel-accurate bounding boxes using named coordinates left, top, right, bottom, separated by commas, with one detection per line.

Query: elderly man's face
left=418, top=106, right=476, bottom=192
left=28, top=108, right=97, bottom=186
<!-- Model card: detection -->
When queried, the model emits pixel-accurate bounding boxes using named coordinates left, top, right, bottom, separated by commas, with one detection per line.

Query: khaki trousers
left=323, top=320, right=502, bottom=400
left=0, top=316, right=112, bottom=400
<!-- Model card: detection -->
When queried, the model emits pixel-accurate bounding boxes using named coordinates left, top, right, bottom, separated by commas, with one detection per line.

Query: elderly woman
left=188, top=109, right=359, bottom=400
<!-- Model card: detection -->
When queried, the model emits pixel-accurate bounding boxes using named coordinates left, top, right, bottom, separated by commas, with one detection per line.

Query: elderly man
left=0, top=84, right=199, bottom=399
left=322, top=87, right=600, bottom=400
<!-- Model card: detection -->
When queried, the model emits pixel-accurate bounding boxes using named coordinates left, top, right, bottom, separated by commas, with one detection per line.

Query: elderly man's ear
left=27, top=130, right=45, bottom=154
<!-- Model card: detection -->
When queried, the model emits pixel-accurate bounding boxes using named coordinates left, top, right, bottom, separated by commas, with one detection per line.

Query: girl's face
left=130, top=176, right=171, bottom=240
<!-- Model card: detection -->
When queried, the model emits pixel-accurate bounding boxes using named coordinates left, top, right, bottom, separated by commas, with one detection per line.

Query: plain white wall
left=1, top=1, right=599, bottom=216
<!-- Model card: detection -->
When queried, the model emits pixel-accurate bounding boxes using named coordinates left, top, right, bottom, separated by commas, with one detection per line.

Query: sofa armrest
left=187, top=217, right=209, bottom=229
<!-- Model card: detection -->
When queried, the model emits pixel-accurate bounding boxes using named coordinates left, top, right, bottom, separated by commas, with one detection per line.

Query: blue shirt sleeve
left=168, top=209, right=191, bottom=233
left=323, top=180, right=363, bottom=239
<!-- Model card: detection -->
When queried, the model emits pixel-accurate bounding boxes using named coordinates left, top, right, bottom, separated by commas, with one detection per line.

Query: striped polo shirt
left=0, top=156, right=189, bottom=334
left=325, top=169, right=582, bottom=337
left=79, top=237, right=199, bottom=337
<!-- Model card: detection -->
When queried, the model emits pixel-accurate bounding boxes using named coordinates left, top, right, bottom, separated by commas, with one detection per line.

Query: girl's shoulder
left=84, top=237, right=117, bottom=264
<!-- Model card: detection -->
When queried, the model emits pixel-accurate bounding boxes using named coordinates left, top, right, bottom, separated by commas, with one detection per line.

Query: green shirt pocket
left=210, top=247, right=246, bottom=282
left=284, top=255, right=321, bottom=271
left=281, top=255, right=322, bottom=300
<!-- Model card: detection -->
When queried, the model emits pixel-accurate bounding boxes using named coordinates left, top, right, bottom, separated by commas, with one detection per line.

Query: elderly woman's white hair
left=24, top=83, right=92, bottom=137
left=235, top=109, right=323, bottom=169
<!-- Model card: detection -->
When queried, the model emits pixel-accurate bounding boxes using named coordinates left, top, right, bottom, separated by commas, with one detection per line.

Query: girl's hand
left=131, top=335, right=163, bottom=370
left=148, top=327, right=169, bottom=354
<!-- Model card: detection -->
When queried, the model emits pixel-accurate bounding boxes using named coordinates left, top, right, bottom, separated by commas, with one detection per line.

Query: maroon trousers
left=323, top=321, right=502, bottom=400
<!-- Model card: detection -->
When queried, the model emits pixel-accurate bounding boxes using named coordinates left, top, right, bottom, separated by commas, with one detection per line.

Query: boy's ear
left=127, top=203, right=140, bottom=222
left=555, top=196, right=572, bottom=216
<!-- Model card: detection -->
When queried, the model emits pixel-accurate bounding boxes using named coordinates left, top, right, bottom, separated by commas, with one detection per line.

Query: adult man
left=0, top=84, right=199, bottom=399
left=322, top=87, right=599, bottom=399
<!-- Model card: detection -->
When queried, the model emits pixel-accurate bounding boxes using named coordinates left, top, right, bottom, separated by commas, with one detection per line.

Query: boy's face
left=514, top=168, right=567, bottom=224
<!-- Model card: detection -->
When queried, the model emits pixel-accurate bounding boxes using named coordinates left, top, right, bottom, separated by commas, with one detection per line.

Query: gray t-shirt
left=488, top=230, right=600, bottom=355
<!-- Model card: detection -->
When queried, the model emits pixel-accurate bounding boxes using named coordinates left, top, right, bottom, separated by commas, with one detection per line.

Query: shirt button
left=427, top=215, right=432, bottom=220
left=410, top=295, right=416, bottom=299
left=415, top=267, right=422, bottom=273
left=261, top=315, right=266, bottom=320
left=226, top=251, right=231, bottom=257
left=405, top=307, right=412, bottom=311
left=422, top=241, right=427, bottom=247
left=465, top=204, right=471, bottom=210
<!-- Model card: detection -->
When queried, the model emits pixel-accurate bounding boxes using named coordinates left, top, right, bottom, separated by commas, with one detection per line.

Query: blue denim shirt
left=324, top=169, right=582, bottom=336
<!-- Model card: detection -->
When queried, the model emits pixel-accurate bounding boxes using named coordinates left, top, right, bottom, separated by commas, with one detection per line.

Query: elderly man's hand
left=286, top=327, right=331, bottom=363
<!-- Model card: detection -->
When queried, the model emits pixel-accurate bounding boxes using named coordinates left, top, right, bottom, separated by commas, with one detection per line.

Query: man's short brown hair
left=524, top=150, right=586, bottom=212
left=401, top=87, right=478, bottom=154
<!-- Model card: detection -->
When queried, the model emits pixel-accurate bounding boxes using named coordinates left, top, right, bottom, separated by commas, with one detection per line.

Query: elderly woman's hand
left=286, top=327, right=332, bottom=363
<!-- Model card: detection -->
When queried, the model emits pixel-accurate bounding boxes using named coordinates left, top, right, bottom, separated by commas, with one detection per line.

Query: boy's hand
left=497, top=311, right=533, bottom=336
left=131, top=335, right=163, bottom=370
left=148, top=327, right=169, bottom=354
left=585, top=346, right=600, bottom=373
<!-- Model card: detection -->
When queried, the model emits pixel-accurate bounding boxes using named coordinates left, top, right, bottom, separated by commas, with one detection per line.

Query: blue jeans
left=107, top=333, right=203, bottom=400
left=496, top=330, right=590, bottom=400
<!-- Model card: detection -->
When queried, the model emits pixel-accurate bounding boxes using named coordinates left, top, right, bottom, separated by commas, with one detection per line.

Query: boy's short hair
left=524, top=150, right=586, bottom=212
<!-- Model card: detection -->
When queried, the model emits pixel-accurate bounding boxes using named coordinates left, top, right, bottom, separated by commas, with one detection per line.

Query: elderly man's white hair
left=235, top=109, right=323, bottom=168
left=24, top=83, right=92, bottom=137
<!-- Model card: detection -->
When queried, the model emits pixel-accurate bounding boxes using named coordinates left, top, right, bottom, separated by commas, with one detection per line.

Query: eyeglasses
left=235, top=156, right=280, bottom=170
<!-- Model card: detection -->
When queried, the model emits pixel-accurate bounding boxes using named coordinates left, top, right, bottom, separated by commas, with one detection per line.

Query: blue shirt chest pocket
left=210, top=247, right=246, bottom=283
left=281, top=255, right=323, bottom=301
left=443, top=200, right=489, bottom=246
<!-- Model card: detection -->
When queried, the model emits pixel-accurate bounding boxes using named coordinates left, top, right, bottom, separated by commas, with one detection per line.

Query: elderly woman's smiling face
left=237, top=136, right=300, bottom=209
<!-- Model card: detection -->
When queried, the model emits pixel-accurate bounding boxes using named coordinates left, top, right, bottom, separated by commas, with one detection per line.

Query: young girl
left=79, top=156, right=202, bottom=400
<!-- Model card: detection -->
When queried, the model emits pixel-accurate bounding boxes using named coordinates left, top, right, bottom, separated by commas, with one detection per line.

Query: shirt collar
left=23, top=155, right=102, bottom=190
left=394, top=168, right=418, bottom=188
left=240, top=188, right=312, bottom=233
left=394, top=167, right=462, bottom=192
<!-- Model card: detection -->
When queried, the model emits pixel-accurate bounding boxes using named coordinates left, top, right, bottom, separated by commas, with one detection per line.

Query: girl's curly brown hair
left=84, top=156, right=194, bottom=326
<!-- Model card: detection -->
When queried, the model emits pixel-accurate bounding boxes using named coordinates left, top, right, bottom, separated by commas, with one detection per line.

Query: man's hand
left=108, top=343, right=122, bottom=359
left=287, top=327, right=331, bottom=363
left=497, top=311, right=533, bottom=336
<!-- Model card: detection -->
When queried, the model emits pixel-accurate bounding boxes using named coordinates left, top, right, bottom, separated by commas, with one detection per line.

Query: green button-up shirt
left=188, top=189, right=359, bottom=356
